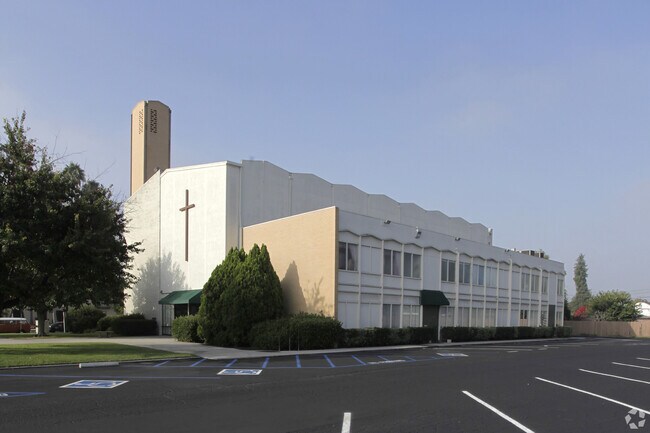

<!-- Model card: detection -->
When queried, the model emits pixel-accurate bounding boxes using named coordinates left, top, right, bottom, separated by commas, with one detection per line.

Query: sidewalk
left=0, top=335, right=588, bottom=361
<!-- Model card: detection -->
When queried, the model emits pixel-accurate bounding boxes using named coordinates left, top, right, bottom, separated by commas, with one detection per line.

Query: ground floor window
left=440, top=306, right=455, bottom=327
left=402, top=305, right=420, bottom=327
left=382, top=304, right=401, bottom=328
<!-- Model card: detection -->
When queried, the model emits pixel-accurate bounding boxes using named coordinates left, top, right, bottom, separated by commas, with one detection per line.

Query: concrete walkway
left=0, top=335, right=588, bottom=361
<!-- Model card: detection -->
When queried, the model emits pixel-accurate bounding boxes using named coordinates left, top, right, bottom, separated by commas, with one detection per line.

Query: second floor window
left=404, top=252, right=421, bottom=279
left=338, top=242, right=358, bottom=271
left=441, top=258, right=456, bottom=282
left=383, top=249, right=401, bottom=276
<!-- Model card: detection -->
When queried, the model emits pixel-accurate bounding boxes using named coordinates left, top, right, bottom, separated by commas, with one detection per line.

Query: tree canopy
left=0, top=113, right=140, bottom=334
left=198, top=244, right=284, bottom=346
left=589, top=290, right=640, bottom=322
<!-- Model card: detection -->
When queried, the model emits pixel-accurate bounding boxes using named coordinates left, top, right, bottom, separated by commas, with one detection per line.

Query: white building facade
left=126, top=159, right=565, bottom=334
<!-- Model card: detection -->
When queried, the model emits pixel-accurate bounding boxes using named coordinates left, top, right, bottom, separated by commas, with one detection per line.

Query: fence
left=566, top=320, right=650, bottom=338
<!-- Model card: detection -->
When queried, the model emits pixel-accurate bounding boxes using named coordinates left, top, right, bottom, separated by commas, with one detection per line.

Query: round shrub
left=172, top=315, right=202, bottom=343
left=66, top=305, right=106, bottom=333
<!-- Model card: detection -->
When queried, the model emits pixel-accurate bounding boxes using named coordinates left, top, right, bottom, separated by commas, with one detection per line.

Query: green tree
left=570, top=254, right=591, bottom=313
left=0, top=113, right=140, bottom=335
left=589, top=290, right=640, bottom=321
left=198, top=244, right=284, bottom=346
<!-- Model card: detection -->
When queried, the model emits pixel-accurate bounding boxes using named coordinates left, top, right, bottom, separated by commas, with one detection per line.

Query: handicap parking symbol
left=218, top=369, right=263, bottom=376
left=60, top=380, right=128, bottom=389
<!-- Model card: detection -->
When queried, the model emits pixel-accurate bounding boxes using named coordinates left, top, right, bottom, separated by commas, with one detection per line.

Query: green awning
left=420, top=290, right=450, bottom=306
left=158, top=289, right=203, bottom=305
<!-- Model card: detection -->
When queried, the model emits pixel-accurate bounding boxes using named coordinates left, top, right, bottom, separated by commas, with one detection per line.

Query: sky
left=1, top=1, right=649, bottom=300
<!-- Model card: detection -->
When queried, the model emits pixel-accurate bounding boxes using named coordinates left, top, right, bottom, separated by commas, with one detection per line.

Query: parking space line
left=378, top=355, right=390, bottom=361
left=154, top=360, right=170, bottom=367
left=341, top=412, right=351, bottom=433
left=579, top=369, right=650, bottom=385
left=262, top=357, right=270, bottom=368
left=636, top=358, right=650, bottom=362
left=191, top=359, right=206, bottom=367
left=351, top=355, right=366, bottom=366
left=462, top=391, right=535, bottom=433
left=225, top=359, right=238, bottom=368
left=405, top=356, right=415, bottom=361
left=612, top=362, right=650, bottom=370
left=295, top=355, right=302, bottom=368
left=535, top=377, right=650, bottom=415
left=323, top=355, right=336, bottom=368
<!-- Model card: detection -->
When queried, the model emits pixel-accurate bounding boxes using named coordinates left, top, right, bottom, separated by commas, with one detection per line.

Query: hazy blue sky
left=2, top=1, right=649, bottom=300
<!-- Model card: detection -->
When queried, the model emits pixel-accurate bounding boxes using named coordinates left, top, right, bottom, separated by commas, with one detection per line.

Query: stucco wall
left=240, top=160, right=492, bottom=244
left=243, top=207, right=338, bottom=317
left=124, top=170, right=162, bottom=322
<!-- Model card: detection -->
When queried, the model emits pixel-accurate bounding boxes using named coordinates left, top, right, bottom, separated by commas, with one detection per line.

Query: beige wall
left=566, top=320, right=650, bottom=338
left=131, top=101, right=171, bottom=195
left=243, top=207, right=338, bottom=317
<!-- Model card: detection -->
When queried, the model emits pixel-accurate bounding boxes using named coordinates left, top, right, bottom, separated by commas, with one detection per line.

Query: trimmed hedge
left=97, top=313, right=145, bottom=331
left=173, top=315, right=202, bottom=343
left=110, top=316, right=157, bottom=336
left=249, top=313, right=343, bottom=350
left=441, top=326, right=573, bottom=342
left=340, top=327, right=438, bottom=348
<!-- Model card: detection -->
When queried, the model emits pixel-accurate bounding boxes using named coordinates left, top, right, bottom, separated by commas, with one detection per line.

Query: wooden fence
left=566, top=320, right=650, bottom=338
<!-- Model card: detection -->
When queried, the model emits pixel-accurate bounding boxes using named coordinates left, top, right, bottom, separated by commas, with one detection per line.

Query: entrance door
left=162, top=305, right=173, bottom=335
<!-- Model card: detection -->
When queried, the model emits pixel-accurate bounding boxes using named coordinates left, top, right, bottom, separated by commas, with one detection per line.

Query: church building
left=124, top=101, right=566, bottom=336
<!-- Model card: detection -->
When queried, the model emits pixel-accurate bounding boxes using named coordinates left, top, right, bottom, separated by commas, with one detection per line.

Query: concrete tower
left=130, top=100, right=171, bottom=195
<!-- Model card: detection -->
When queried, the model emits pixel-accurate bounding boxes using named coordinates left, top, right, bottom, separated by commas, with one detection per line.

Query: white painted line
left=535, top=377, right=650, bottom=415
left=580, top=369, right=650, bottom=385
left=462, top=391, right=535, bottom=432
left=613, top=362, right=650, bottom=370
left=507, top=351, right=518, bottom=353
left=341, top=412, right=351, bottom=433
left=636, top=358, right=650, bottom=362
left=78, top=362, right=119, bottom=368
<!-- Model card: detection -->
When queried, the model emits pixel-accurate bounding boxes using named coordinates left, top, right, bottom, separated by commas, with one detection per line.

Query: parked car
left=49, top=322, right=66, bottom=332
left=0, top=317, right=32, bottom=333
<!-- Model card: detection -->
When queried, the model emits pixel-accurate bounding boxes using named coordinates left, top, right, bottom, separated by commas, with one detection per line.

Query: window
left=459, top=262, right=471, bottom=284
left=338, top=242, right=358, bottom=271
left=472, top=264, right=485, bottom=286
left=402, top=305, right=420, bottom=327
left=531, top=274, right=540, bottom=293
left=383, top=249, right=401, bottom=276
left=361, top=246, right=382, bottom=274
left=441, top=258, right=456, bottom=282
left=557, top=278, right=564, bottom=296
left=542, top=276, right=548, bottom=294
left=382, top=304, right=401, bottom=328
left=519, top=309, right=528, bottom=320
left=403, top=253, right=422, bottom=279
left=521, top=271, right=531, bottom=292
left=486, top=266, right=497, bottom=288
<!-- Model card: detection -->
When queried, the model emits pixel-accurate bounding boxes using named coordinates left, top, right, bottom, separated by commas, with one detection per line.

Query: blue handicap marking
left=218, top=369, right=262, bottom=376
left=0, top=392, right=46, bottom=398
left=60, top=380, right=128, bottom=389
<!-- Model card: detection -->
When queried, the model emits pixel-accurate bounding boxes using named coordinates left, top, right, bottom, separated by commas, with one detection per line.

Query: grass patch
left=0, top=343, right=192, bottom=367
left=0, top=332, right=99, bottom=339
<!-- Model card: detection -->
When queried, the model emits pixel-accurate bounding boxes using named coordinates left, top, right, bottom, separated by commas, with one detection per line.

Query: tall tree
left=0, top=113, right=140, bottom=335
left=570, top=254, right=592, bottom=313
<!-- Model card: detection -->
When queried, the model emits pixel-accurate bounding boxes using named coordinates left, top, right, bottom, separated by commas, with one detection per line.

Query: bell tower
left=130, top=100, right=171, bottom=195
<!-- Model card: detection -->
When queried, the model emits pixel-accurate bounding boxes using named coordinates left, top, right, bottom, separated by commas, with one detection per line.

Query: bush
left=111, top=316, right=157, bottom=336
left=250, top=314, right=343, bottom=350
left=494, top=327, right=517, bottom=340
left=66, top=305, right=106, bottom=333
left=516, top=326, right=535, bottom=339
left=533, top=327, right=554, bottom=338
left=339, top=327, right=438, bottom=347
left=554, top=326, right=572, bottom=338
left=172, top=315, right=202, bottom=343
left=198, top=245, right=284, bottom=347
left=98, top=313, right=146, bottom=331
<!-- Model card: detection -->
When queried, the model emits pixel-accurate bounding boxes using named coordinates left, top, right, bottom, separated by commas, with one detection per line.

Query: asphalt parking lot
left=1, top=338, right=649, bottom=432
